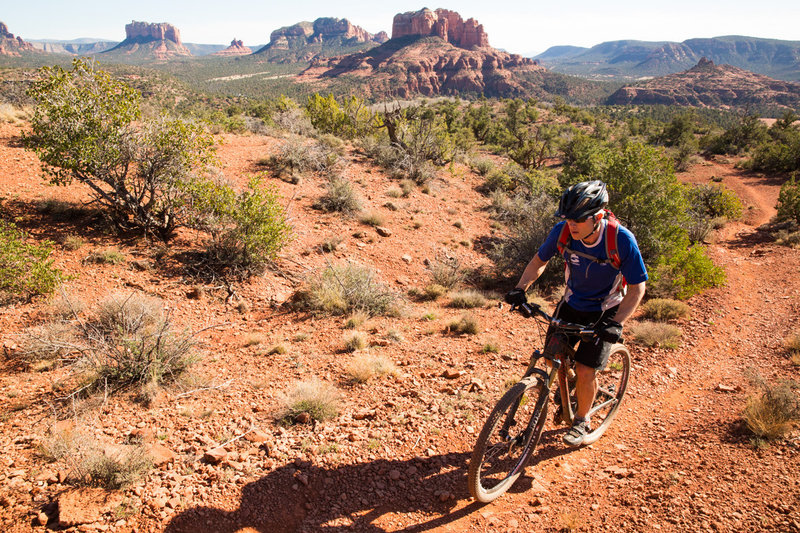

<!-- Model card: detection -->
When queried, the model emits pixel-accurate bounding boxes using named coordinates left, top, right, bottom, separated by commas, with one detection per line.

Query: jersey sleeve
left=536, top=221, right=566, bottom=262
left=617, top=226, right=648, bottom=284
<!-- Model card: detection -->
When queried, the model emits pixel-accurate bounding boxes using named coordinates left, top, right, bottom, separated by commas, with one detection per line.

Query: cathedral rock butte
left=391, top=8, right=489, bottom=49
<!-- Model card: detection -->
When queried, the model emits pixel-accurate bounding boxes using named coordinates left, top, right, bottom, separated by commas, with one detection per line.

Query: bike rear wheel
left=582, top=343, right=631, bottom=445
left=468, top=377, right=549, bottom=503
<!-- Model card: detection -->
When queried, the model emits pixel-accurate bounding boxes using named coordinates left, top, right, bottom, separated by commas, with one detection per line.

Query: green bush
left=776, top=177, right=800, bottom=225
left=305, top=93, right=376, bottom=139
left=295, top=262, right=399, bottom=317
left=649, top=243, right=726, bottom=299
left=685, top=184, right=743, bottom=220
left=0, top=221, right=63, bottom=300
left=25, top=59, right=218, bottom=240
left=190, top=174, right=292, bottom=277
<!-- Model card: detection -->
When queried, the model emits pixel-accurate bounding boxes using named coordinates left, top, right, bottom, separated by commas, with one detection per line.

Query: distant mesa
left=300, top=8, right=545, bottom=99
left=607, top=58, right=800, bottom=110
left=256, top=17, right=386, bottom=54
left=0, top=21, right=36, bottom=56
left=212, top=39, right=252, bottom=56
left=104, top=20, right=191, bottom=58
left=391, top=8, right=489, bottom=49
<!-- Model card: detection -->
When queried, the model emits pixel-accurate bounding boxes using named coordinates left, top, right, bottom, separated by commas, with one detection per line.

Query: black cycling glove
left=596, top=317, right=623, bottom=343
left=504, top=288, right=527, bottom=307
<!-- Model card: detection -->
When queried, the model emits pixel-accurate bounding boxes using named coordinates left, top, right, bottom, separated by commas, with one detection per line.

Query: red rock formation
left=607, top=58, right=800, bottom=110
left=264, top=18, right=385, bottom=52
left=126, top=21, right=182, bottom=45
left=108, top=21, right=190, bottom=58
left=373, top=31, right=390, bottom=44
left=212, top=39, right=252, bottom=56
left=391, top=8, right=489, bottom=49
left=0, top=21, right=36, bottom=56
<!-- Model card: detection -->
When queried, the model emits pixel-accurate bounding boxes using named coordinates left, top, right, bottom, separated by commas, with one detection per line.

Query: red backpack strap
left=604, top=213, right=622, bottom=270
left=556, top=222, right=571, bottom=257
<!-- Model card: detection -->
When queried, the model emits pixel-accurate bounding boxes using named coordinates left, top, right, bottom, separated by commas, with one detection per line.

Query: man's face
left=566, top=214, right=597, bottom=241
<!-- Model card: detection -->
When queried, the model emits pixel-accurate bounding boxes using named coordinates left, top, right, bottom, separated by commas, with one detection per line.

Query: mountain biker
left=504, top=180, right=647, bottom=446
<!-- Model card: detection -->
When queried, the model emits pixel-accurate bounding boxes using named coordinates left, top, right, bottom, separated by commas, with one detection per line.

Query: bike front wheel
left=468, top=377, right=549, bottom=503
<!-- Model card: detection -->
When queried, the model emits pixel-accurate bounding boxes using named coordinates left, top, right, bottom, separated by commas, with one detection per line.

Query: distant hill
left=0, top=21, right=37, bottom=56
left=607, top=57, right=800, bottom=112
left=536, top=36, right=800, bottom=82
left=29, top=38, right=118, bottom=55
left=254, top=17, right=387, bottom=63
left=299, top=8, right=610, bottom=102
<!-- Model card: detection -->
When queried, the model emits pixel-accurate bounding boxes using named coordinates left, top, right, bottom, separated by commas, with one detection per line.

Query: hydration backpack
left=556, top=209, right=623, bottom=271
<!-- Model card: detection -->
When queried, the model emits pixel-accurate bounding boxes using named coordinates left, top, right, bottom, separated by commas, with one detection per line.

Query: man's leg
left=574, top=362, right=597, bottom=420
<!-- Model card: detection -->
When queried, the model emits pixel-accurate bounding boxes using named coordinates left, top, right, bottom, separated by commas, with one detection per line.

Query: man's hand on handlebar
left=595, top=317, right=623, bottom=343
left=504, top=288, right=527, bottom=307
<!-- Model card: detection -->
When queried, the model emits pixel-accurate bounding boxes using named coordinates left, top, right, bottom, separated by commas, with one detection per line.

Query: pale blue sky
left=3, top=0, right=798, bottom=56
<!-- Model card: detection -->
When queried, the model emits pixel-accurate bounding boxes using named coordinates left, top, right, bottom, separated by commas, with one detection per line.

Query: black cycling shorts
left=545, top=300, right=619, bottom=370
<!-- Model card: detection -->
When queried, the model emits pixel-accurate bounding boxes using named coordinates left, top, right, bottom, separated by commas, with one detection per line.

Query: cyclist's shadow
left=164, top=451, right=485, bottom=533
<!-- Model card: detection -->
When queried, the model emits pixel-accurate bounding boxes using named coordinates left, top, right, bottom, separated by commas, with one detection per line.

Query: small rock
left=401, top=254, right=413, bottom=263
left=203, top=447, right=227, bottom=465
left=166, top=497, right=181, bottom=509
left=146, top=443, right=176, bottom=467
left=441, top=369, right=464, bottom=379
left=715, top=383, right=738, bottom=393
left=375, top=226, right=392, bottom=237
left=389, top=470, right=401, bottom=481
left=244, top=429, right=271, bottom=444
left=295, top=412, right=311, bottom=424
left=36, top=512, right=49, bottom=526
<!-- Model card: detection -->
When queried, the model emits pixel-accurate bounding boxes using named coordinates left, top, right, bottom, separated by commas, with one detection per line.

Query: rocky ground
left=0, top=121, right=798, bottom=532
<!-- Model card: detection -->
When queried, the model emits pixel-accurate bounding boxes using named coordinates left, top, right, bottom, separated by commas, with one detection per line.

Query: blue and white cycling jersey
left=537, top=220, right=648, bottom=312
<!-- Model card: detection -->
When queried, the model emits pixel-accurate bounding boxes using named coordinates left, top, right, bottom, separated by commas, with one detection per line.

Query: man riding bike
left=504, top=180, right=647, bottom=446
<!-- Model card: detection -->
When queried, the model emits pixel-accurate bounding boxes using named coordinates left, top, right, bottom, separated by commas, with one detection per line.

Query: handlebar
left=508, top=302, right=597, bottom=342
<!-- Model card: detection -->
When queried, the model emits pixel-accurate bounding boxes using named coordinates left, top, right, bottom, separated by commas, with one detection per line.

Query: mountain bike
left=467, top=301, right=631, bottom=503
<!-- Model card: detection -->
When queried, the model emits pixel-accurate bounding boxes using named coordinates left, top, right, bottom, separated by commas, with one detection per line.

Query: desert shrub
left=447, top=313, right=480, bottom=335
left=748, top=112, right=800, bottom=173
left=347, top=353, right=399, bottom=383
left=269, top=136, right=341, bottom=179
left=279, top=378, right=340, bottom=423
left=786, top=331, right=800, bottom=366
left=19, top=321, right=82, bottom=368
left=426, top=250, right=467, bottom=289
left=274, top=107, right=316, bottom=136
left=35, top=198, right=95, bottom=222
left=345, top=311, right=369, bottom=329
left=0, top=220, right=63, bottom=300
left=84, top=249, right=126, bottom=265
left=319, top=236, right=343, bottom=253
left=94, top=293, right=163, bottom=335
left=408, top=283, right=447, bottom=301
left=25, top=59, right=218, bottom=240
left=684, top=184, right=743, bottom=221
left=471, top=156, right=496, bottom=176
left=743, top=373, right=800, bottom=440
left=314, top=174, right=362, bottom=214
left=488, top=190, right=564, bottom=289
left=0, top=102, right=27, bottom=123
left=189, top=174, right=292, bottom=277
left=448, top=290, right=487, bottom=309
left=628, top=321, right=682, bottom=348
left=649, top=243, right=726, bottom=300
left=343, top=331, right=367, bottom=352
left=61, top=235, right=86, bottom=251
left=305, top=93, right=377, bottom=139
left=776, top=177, right=800, bottom=225
left=495, top=99, right=561, bottom=170
left=295, top=262, right=399, bottom=317
left=267, top=344, right=288, bottom=355
left=702, top=114, right=769, bottom=155
left=40, top=428, right=151, bottom=489
left=639, top=298, right=690, bottom=322
left=359, top=212, right=384, bottom=227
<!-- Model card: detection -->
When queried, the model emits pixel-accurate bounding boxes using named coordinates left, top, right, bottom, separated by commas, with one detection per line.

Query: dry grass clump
left=426, top=251, right=466, bottom=289
left=16, top=292, right=198, bottom=397
left=408, top=283, right=447, bottom=301
left=279, top=378, right=341, bottom=423
left=40, top=427, right=152, bottom=489
left=84, top=248, right=126, bottom=265
left=640, top=298, right=691, bottom=321
left=345, top=311, right=369, bottom=329
left=314, top=175, right=362, bottom=214
left=628, top=321, right=682, bottom=348
left=359, top=211, right=385, bottom=227
left=0, top=103, right=28, bottom=123
left=294, top=262, right=399, bottom=317
left=447, top=313, right=480, bottom=335
left=448, top=290, right=487, bottom=309
left=347, top=353, right=400, bottom=383
left=343, top=331, right=367, bottom=352
left=785, top=331, right=800, bottom=366
left=743, top=373, right=800, bottom=441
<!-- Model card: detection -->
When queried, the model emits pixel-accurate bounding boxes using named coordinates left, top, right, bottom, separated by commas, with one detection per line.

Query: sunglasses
left=566, top=215, right=592, bottom=223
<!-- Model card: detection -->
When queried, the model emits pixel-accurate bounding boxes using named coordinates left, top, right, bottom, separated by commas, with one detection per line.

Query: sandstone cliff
left=257, top=17, right=385, bottom=54
left=104, top=21, right=191, bottom=59
left=607, top=58, right=800, bottom=110
left=212, top=39, right=252, bottom=56
left=0, top=21, right=36, bottom=56
left=391, top=8, right=489, bottom=49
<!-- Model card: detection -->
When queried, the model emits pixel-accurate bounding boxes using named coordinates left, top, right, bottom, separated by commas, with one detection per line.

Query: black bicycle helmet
left=555, top=180, right=609, bottom=219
